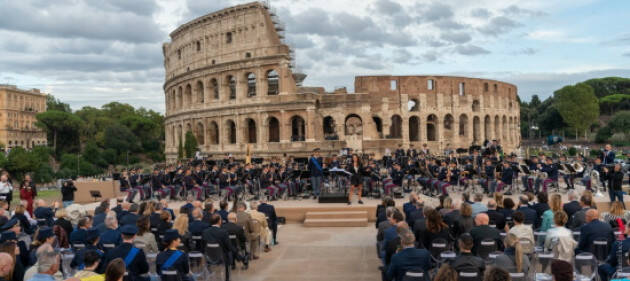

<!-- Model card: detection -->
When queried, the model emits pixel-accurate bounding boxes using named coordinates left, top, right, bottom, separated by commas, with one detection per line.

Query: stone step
left=305, top=211, right=368, bottom=219
left=303, top=218, right=368, bottom=227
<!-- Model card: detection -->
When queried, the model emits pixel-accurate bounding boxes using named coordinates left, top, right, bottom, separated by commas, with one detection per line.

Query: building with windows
left=0, top=84, right=47, bottom=150
left=163, top=2, right=520, bottom=160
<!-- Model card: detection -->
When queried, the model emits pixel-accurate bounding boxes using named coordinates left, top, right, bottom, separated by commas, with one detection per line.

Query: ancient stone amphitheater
left=163, top=2, right=520, bottom=161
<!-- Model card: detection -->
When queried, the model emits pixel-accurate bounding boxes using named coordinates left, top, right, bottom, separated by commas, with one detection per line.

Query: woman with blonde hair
left=540, top=193, right=562, bottom=232
left=439, top=197, right=455, bottom=216
left=171, top=215, right=190, bottom=251
left=495, top=233, right=530, bottom=273
left=601, top=201, right=629, bottom=225
left=459, top=203, right=473, bottom=234
left=494, top=192, right=504, bottom=210
left=544, top=211, right=576, bottom=262
left=53, top=208, right=71, bottom=248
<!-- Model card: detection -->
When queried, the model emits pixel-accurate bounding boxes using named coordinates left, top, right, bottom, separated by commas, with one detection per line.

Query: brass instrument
left=573, top=162, right=584, bottom=173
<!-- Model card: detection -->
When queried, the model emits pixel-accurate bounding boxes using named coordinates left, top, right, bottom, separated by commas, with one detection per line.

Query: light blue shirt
left=27, top=273, right=56, bottom=281
left=471, top=202, right=488, bottom=217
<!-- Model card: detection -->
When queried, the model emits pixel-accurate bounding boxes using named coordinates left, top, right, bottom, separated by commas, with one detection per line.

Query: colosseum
left=163, top=2, right=520, bottom=161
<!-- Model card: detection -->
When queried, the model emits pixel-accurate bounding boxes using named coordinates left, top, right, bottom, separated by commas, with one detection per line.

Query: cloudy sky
left=1, top=0, right=629, bottom=112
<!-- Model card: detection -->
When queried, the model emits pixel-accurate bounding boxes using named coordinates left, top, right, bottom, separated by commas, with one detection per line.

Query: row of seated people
left=0, top=196, right=279, bottom=281
left=376, top=191, right=630, bottom=281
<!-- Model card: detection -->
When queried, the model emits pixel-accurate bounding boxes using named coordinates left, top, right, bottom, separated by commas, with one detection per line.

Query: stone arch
left=502, top=115, right=508, bottom=142
left=245, top=118, right=256, bottom=143
left=426, top=114, right=438, bottom=141
left=210, top=78, right=219, bottom=99
left=409, top=116, right=420, bottom=141
left=372, top=116, right=383, bottom=139
left=226, top=119, right=236, bottom=144
left=484, top=115, right=491, bottom=141
left=176, top=124, right=182, bottom=146
left=290, top=115, right=306, bottom=141
left=472, top=100, right=480, bottom=112
left=246, top=72, right=256, bottom=97
left=185, top=84, right=192, bottom=107
left=177, top=86, right=183, bottom=109
left=323, top=116, right=337, bottom=139
left=170, top=89, right=176, bottom=111
left=443, top=114, right=454, bottom=139
left=208, top=121, right=219, bottom=145
left=389, top=115, right=402, bottom=139
left=494, top=115, right=500, bottom=141
left=459, top=114, right=468, bottom=139
left=195, top=122, right=204, bottom=145
left=227, top=75, right=236, bottom=99
left=345, top=114, right=362, bottom=135
left=267, top=70, right=279, bottom=95
left=195, top=80, right=204, bottom=103
left=268, top=117, right=280, bottom=142
left=473, top=116, right=481, bottom=144
left=408, top=98, right=419, bottom=112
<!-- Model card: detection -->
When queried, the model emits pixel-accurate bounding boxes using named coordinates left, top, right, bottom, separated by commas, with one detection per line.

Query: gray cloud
left=455, top=45, right=490, bottom=55
left=440, top=32, right=472, bottom=44
left=0, top=1, right=164, bottom=43
left=433, top=19, right=467, bottom=30
left=514, top=48, right=539, bottom=55
left=417, top=2, right=453, bottom=22
left=393, top=49, right=413, bottom=64
left=478, top=16, right=521, bottom=36
left=502, top=5, right=547, bottom=17
left=471, top=8, right=491, bottom=18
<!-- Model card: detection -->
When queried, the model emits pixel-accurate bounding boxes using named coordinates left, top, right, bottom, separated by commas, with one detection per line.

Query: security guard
left=156, top=229, right=192, bottom=281
left=103, top=225, right=149, bottom=281
left=71, top=228, right=105, bottom=273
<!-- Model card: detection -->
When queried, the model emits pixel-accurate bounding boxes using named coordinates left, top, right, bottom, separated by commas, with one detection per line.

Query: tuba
left=573, top=162, right=584, bottom=173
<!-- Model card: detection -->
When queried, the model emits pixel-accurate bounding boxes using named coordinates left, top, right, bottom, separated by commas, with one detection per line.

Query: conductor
left=347, top=154, right=364, bottom=205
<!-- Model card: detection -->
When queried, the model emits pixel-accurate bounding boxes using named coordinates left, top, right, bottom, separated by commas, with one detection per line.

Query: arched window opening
left=484, top=115, right=491, bottom=141
left=185, top=84, right=192, bottom=107
left=459, top=114, right=468, bottom=138
left=389, top=115, right=402, bottom=139
left=426, top=114, right=438, bottom=141
left=246, top=73, right=256, bottom=97
left=177, top=86, right=183, bottom=109
left=494, top=116, right=500, bottom=141
left=226, top=120, right=236, bottom=144
left=208, top=122, right=219, bottom=145
left=196, top=81, right=204, bottom=103
left=372, top=116, right=383, bottom=139
left=268, top=117, right=280, bottom=142
left=427, top=79, right=434, bottom=90
left=323, top=116, right=337, bottom=140
left=210, top=79, right=219, bottom=99
left=443, top=114, right=454, bottom=139
left=291, top=116, right=305, bottom=141
left=484, top=83, right=489, bottom=92
left=245, top=118, right=256, bottom=143
left=502, top=116, right=507, bottom=141
left=195, top=122, right=204, bottom=145
left=472, top=100, right=480, bottom=112
left=228, top=75, right=236, bottom=99
left=473, top=116, right=481, bottom=144
left=345, top=114, right=363, bottom=136
left=408, top=98, right=419, bottom=111
left=458, top=83, right=465, bottom=96
left=267, top=70, right=279, bottom=95
left=196, top=41, right=201, bottom=51
left=226, top=32, right=232, bottom=44
left=409, top=116, right=420, bottom=141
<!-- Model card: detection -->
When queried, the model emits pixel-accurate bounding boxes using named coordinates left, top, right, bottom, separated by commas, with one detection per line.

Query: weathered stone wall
left=163, top=2, right=520, bottom=161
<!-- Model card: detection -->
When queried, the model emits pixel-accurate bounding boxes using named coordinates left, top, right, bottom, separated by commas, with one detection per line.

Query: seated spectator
left=470, top=213, right=503, bottom=255
left=501, top=198, right=515, bottom=226
left=598, top=221, right=630, bottom=281
left=377, top=207, right=396, bottom=242
left=376, top=197, right=395, bottom=228
left=451, top=233, right=485, bottom=275
left=383, top=210, right=405, bottom=248
left=412, top=207, right=432, bottom=244
left=102, top=225, right=149, bottom=281
left=551, top=260, right=573, bottom=281
left=567, top=196, right=592, bottom=229
left=99, top=212, right=121, bottom=248
left=29, top=227, right=56, bottom=265
left=71, top=229, right=104, bottom=273
left=434, top=264, right=457, bottom=281
left=248, top=201, right=272, bottom=252
left=385, top=230, right=431, bottom=281
left=600, top=201, right=629, bottom=227
left=0, top=252, right=14, bottom=281
left=134, top=216, right=158, bottom=254
left=486, top=199, right=505, bottom=230
left=483, top=266, right=510, bottom=281
left=439, top=197, right=455, bottom=217
left=508, top=212, right=534, bottom=254
left=470, top=193, right=488, bottom=218
left=494, top=233, right=530, bottom=273
left=26, top=245, right=59, bottom=281
left=563, top=190, right=580, bottom=219
left=172, top=214, right=190, bottom=251
left=73, top=250, right=103, bottom=281
left=543, top=211, right=576, bottom=262
left=70, top=217, right=93, bottom=245
left=576, top=209, right=614, bottom=254
left=222, top=212, right=248, bottom=270
left=33, top=200, right=54, bottom=227
left=407, top=199, right=424, bottom=230
left=104, top=258, right=125, bottom=281
left=532, top=192, right=550, bottom=229
left=156, top=229, right=191, bottom=281
left=515, top=195, right=537, bottom=225
left=384, top=223, right=409, bottom=267
left=403, top=193, right=419, bottom=224
left=540, top=193, right=562, bottom=233
left=418, top=209, right=451, bottom=251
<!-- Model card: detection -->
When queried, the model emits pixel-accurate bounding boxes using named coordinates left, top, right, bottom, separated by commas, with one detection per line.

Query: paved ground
left=230, top=224, right=381, bottom=281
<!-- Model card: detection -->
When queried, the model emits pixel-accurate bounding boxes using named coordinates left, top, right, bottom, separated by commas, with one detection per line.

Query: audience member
left=483, top=267, right=511, bottom=281
left=470, top=213, right=503, bottom=255
left=515, top=195, right=536, bottom=225
left=434, top=264, right=457, bottom=281
left=551, top=260, right=573, bottom=281
left=470, top=193, right=487, bottom=217
left=543, top=211, right=576, bottom=262
left=485, top=199, right=505, bottom=230
left=385, top=230, right=431, bottom=281
left=450, top=233, right=485, bottom=275
left=576, top=209, right=614, bottom=254
left=598, top=221, right=630, bottom=281
left=494, top=233, right=530, bottom=273
left=563, top=190, right=580, bottom=219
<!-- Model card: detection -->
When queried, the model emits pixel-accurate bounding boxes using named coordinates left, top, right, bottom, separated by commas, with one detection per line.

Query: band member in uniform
left=558, top=156, right=575, bottom=190
left=604, top=164, right=625, bottom=208
left=308, top=148, right=324, bottom=198
left=480, top=159, right=495, bottom=194
left=493, top=162, right=513, bottom=193
left=601, top=144, right=615, bottom=165
left=541, top=158, right=559, bottom=193
left=347, top=154, right=364, bottom=205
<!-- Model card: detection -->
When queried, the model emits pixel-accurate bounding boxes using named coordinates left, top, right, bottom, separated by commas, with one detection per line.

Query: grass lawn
left=11, top=189, right=61, bottom=205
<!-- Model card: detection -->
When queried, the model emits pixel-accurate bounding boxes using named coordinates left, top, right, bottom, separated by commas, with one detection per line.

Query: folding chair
left=458, top=271, right=481, bottom=281
left=402, top=270, right=426, bottom=281
left=160, top=270, right=180, bottom=281
left=188, top=251, right=206, bottom=281
left=533, top=252, right=554, bottom=281
left=146, top=253, right=159, bottom=281
left=205, top=243, right=226, bottom=281
left=591, top=238, right=610, bottom=264
left=477, top=239, right=497, bottom=260
left=574, top=252, right=597, bottom=281
left=509, top=272, right=526, bottom=281
left=60, top=250, right=75, bottom=279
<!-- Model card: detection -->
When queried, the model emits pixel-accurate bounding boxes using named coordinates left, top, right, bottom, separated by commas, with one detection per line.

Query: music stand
left=90, top=190, right=102, bottom=202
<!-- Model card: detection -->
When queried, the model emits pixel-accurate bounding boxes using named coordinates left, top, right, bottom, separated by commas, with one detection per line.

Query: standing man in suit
left=308, top=148, right=324, bottom=199
left=103, top=225, right=149, bottom=281
left=576, top=209, right=615, bottom=254
left=601, top=144, right=615, bottom=165
left=257, top=198, right=278, bottom=245
left=385, top=230, right=431, bottom=281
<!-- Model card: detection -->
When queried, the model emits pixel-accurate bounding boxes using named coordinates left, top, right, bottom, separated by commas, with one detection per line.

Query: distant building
left=162, top=2, right=520, bottom=161
left=0, top=84, right=47, bottom=150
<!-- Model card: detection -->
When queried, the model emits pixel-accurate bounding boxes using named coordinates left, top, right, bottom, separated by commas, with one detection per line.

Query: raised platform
left=303, top=211, right=368, bottom=227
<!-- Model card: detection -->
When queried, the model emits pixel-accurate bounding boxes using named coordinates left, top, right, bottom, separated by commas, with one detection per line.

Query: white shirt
left=0, top=181, right=12, bottom=194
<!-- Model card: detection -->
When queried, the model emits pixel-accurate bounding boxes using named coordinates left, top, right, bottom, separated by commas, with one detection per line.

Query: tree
left=583, top=77, right=630, bottom=98
left=184, top=131, right=198, bottom=158
left=177, top=138, right=184, bottom=160
left=35, top=110, right=84, bottom=155
left=5, top=147, right=41, bottom=181
left=599, top=94, right=630, bottom=115
left=103, top=124, right=140, bottom=154
left=607, top=111, right=630, bottom=134
left=46, top=95, right=71, bottom=112
left=554, top=83, right=599, bottom=139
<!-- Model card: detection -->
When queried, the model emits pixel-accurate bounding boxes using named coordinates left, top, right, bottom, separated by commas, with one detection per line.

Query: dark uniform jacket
left=156, top=249, right=191, bottom=281
left=222, top=222, right=247, bottom=251
left=104, top=242, right=149, bottom=281
left=33, top=207, right=54, bottom=226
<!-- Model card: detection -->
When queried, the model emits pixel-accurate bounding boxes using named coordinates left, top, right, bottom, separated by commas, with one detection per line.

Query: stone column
left=401, top=116, right=410, bottom=146
left=306, top=109, right=315, bottom=141
left=280, top=110, right=290, bottom=143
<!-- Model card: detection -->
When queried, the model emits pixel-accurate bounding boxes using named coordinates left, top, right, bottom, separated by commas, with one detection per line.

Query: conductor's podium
left=303, top=210, right=368, bottom=227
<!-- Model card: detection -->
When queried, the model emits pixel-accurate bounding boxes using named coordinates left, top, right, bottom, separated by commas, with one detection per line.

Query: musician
left=460, top=158, right=475, bottom=188
left=308, top=148, right=324, bottom=198
left=433, top=161, right=451, bottom=195
left=129, top=168, right=147, bottom=200
left=521, top=156, right=541, bottom=193
left=480, top=159, right=496, bottom=194
left=601, top=144, right=615, bottom=165
left=420, top=143, right=430, bottom=155
left=558, top=156, right=575, bottom=190
left=347, top=154, right=364, bottom=205
left=581, top=158, right=605, bottom=191
left=493, top=162, right=513, bottom=193
left=604, top=164, right=625, bottom=208
left=541, top=158, right=559, bottom=193
left=330, top=155, right=341, bottom=169
left=183, top=169, right=202, bottom=200
left=150, top=168, right=168, bottom=199
left=406, top=145, right=417, bottom=158
left=260, top=166, right=278, bottom=200
left=119, top=170, right=135, bottom=202
left=385, top=163, right=404, bottom=195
